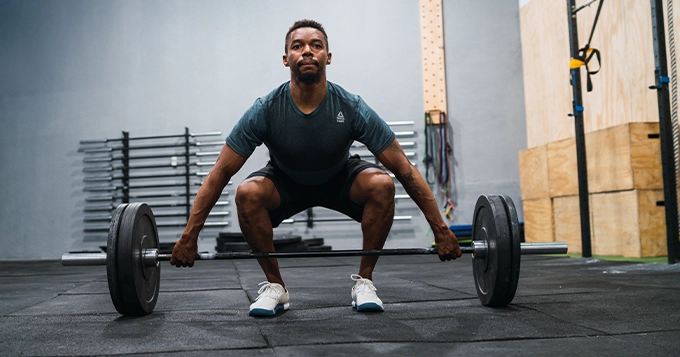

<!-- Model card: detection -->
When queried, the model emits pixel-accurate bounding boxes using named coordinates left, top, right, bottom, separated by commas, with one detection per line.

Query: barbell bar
left=62, top=242, right=566, bottom=266
left=61, top=195, right=568, bottom=316
left=281, top=215, right=412, bottom=224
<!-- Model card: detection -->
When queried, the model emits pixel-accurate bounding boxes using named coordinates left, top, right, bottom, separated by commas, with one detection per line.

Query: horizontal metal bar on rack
left=84, top=191, right=229, bottom=202
left=385, top=121, right=415, bottom=126
left=79, top=131, right=222, bottom=144
left=83, top=171, right=217, bottom=182
left=83, top=151, right=220, bottom=163
left=83, top=161, right=215, bottom=173
left=83, top=200, right=230, bottom=212
left=84, top=182, right=197, bottom=192
left=83, top=211, right=229, bottom=222
left=156, top=221, right=230, bottom=228
left=351, top=141, right=415, bottom=149
left=394, top=131, right=416, bottom=137
left=81, top=141, right=224, bottom=153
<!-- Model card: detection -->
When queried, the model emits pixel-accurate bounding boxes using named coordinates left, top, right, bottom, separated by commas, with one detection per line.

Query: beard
left=295, top=71, right=321, bottom=84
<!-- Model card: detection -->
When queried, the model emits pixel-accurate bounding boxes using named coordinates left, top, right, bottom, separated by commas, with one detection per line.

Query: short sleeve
left=225, top=98, right=268, bottom=158
left=352, top=96, right=396, bottom=155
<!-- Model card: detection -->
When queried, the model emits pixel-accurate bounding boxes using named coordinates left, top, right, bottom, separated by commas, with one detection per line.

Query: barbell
left=61, top=194, right=567, bottom=316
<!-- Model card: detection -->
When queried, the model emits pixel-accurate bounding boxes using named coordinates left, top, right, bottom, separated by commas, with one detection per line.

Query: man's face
left=283, top=27, right=331, bottom=84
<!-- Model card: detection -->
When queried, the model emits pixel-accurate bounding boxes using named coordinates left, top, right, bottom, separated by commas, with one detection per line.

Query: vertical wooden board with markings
left=420, top=0, right=447, bottom=122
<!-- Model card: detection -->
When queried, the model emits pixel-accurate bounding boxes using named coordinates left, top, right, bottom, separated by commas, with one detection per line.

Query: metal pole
left=650, top=0, right=680, bottom=264
left=184, top=127, right=192, bottom=223
left=567, top=0, right=593, bottom=257
left=121, top=131, right=130, bottom=204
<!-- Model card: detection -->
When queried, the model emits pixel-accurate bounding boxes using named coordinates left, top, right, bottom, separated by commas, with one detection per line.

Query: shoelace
left=351, top=274, right=377, bottom=293
left=255, top=281, right=280, bottom=301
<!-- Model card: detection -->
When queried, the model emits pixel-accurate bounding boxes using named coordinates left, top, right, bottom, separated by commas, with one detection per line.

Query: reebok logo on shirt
left=337, top=111, right=345, bottom=123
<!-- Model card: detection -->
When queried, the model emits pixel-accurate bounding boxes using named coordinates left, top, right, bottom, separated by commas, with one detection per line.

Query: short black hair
left=285, top=19, right=328, bottom=53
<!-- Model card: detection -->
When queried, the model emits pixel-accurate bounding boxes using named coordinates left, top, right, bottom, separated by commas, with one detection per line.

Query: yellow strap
left=570, top=58, right=585, bottom=69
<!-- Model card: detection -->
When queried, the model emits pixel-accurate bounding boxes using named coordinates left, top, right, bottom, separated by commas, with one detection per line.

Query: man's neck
left=289, top=77, right=327, bottom=115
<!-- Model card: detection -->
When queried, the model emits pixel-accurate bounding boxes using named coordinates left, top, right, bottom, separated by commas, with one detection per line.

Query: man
left=170, top=19, right=461, bottom=316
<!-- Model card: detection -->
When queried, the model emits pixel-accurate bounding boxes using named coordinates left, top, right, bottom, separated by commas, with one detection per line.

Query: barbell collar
left=60, top=242, right=568, bottom=266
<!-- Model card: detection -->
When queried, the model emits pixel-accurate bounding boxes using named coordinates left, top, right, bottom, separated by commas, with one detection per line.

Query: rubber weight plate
left=303, top=238, right=325, bottom=247
left=273, top=234, right=302, bottom=245
left=116, top=203, right=161, bottom=316
left=472, top=195, right=512, bottom=307
left=499, top=195, right=521, bottom=306
left=218, top=232, right=246, bottom=242
left=106, top=203, right=129, bottom=315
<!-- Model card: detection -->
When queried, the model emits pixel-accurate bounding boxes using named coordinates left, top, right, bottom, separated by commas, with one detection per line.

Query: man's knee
left=370, top=172, right=396, bottom=199
left=235, top=177, right=279, bottom=212
left=353, top=170, right=396, bottom=204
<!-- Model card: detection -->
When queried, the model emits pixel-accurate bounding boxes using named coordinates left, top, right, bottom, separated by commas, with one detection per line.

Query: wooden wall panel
left=519, top=0, right=572, bottom=148
left=519, top=146, right=550, bottom=199
left=576, top=0, right=631, bottom=131
left=624, top=0, right=660, bottom=124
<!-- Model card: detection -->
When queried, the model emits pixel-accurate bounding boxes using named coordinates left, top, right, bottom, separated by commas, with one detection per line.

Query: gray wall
left=0, top=0, right=526, bottom=260
left=443, top=0, right=527, bottom=224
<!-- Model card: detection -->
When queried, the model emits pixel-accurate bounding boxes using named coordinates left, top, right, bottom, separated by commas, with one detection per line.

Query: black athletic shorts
left=246, top=155, right=383, bottom=227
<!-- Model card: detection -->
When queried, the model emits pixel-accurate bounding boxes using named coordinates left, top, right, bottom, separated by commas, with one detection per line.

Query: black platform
left=1, top=254, right=679, bottom=356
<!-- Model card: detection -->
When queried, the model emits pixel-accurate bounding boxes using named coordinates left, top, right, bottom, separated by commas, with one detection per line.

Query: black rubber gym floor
left=1, top=254, right=679, bottom=356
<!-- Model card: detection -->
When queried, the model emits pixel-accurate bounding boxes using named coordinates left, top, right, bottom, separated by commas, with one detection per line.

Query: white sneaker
left=249, top=281, right=290, bottom=316
left=351, top=274, right=384, bottom=312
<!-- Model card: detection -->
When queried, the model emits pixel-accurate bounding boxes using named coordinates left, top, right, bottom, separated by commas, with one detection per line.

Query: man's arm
left=170, top=144, right=247, bottom=267
left=375, top=138, right=462, bottom=261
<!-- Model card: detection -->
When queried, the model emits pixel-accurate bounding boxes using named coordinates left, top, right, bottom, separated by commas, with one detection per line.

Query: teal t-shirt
left=226, top=81, right=396, bottom=185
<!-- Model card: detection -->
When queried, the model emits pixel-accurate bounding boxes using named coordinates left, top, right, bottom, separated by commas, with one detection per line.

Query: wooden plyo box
left=591, top=189, right=666, bottom=258
left=522, top=197, right=553, bottom=243
left=519, top=145, right=549, bottom=200
left=586, top=123, right=662, bottom=193
left=547, top=137, right=578, bottom=198
left=552, top=195, right=586, bottom=255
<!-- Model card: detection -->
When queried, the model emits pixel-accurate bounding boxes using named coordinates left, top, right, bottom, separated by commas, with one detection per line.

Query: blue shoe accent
left=355, top=302, right=384, bottom=312
left=249, top=303, right=286, bottom=317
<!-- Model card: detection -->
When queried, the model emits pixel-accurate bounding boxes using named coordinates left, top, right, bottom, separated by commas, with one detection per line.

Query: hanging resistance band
left=569, top=0, right=605, bottom=92
left=423, top=111, right=450, bottom=187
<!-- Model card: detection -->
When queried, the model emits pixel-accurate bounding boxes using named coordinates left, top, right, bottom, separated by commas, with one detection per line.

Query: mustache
left=297, top=59, right=318, bottom=67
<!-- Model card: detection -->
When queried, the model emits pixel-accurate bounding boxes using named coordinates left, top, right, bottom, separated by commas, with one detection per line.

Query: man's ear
left=283, top=54, right=289, bottom=67
left=327, top=52, right=332, bottom=65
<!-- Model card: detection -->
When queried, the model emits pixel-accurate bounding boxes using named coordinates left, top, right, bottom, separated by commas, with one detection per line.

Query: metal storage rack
left=79, top=128, right=229, bottom=244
